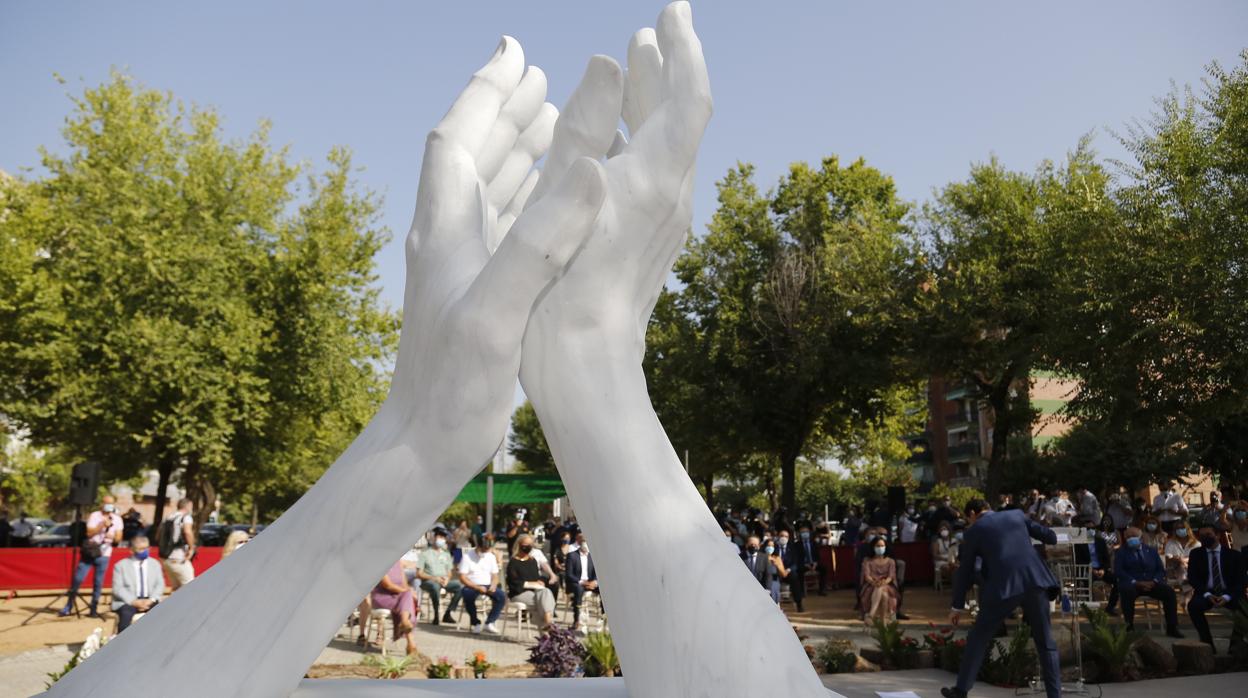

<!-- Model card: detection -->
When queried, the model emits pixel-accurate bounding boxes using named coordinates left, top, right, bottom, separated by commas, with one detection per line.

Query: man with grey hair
left=112, top=534, right=164, bottom=632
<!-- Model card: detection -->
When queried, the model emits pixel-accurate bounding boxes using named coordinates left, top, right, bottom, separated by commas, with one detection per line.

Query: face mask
left=435, top=539, right=447, bottom=549
left=1236, top=511, right=1247, bottom=520
left=874, top=546, right=886, bottom=556
left=561, top=538, right=570, bottom=545
left=928, top=506, right=936, bottom=512
left=746, top=544, right=759, bottom=553
left=778, top=536, right=789, bottom=545
left=519, top=544, right=532, bottom=554
left=940, top=530, right=950, bottom=538
left=1145, top=523, right=1157, bottom=532
left=955, top=532, right=964, bottom=542
left=1126, top=537, right=1142, bottom=548
left=906, top=507, right=915, bottom=515
left=1175, top=528, right=1187, bottom=538
left=764, top=545, right=775, bottom=554
left=515, top=513, right=524, bottom=520
left=800, top=531, right=811, bottom=541
left=102, top=504, right=115, bottom=513
left=1198, top=535, right=1217, bottom=548
left=134, top=549, right=150, bottom=560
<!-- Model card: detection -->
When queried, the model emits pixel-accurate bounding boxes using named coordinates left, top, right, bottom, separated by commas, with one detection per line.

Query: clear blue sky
left=3, top=2, right=1245, bottom=311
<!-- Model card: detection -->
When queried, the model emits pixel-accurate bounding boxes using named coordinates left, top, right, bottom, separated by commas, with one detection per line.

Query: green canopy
left=452, top=472, right=566, bottom=504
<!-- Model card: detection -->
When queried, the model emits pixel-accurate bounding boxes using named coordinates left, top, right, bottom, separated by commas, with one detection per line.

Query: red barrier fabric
left=821, top=541, right=935, bottom=586
left=0, top=547, right=223, bottom=591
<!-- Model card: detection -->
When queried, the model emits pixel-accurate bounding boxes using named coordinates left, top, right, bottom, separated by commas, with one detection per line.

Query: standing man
left=10, top=512, right=35, bottom=547
left=160, top=498, right=196, bottom=591
left=943, top=499, right=1061, bottom=698
left=110, top=534, right=164, bottom=632
left=1152, top=480, right=1188, bottom=534
left=1074, top=487, right=1102, bottom=527
left=59, top=495, right=123, bottom=618
left=1186, top=524, right=1246, bottom=650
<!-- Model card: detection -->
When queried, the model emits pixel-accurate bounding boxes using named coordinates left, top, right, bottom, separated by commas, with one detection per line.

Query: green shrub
left=1082, top=623, right=1141, bottom=682
left=362, top=654, right=414, bottom=680
left=815, top=638, right=858, bottom=674
left=979, top=623, right=1036, bottom=687
left=582, top=631, right=621, bottom=677
left=870, top=618, right=919, bottom=668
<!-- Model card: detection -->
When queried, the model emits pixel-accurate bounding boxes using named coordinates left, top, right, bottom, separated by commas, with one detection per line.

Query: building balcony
left=947, top=441, right=982, bottom=462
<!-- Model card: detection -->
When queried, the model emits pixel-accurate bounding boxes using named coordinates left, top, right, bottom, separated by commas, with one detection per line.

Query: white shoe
left=470, top=624, right=483, bottom=635
left=484, top=622, right=501, bottom=635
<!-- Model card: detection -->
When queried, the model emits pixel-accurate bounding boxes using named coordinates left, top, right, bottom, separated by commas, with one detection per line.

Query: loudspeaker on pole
left=69, top=461, right=101, bottom=507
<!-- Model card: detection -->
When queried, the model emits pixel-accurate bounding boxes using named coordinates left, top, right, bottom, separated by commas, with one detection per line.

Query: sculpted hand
left=44, top=39, right=606, bottom=698
left=514, top=3, right=825, bottom=695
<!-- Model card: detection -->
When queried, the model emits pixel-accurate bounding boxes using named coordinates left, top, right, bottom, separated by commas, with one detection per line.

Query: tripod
left=58, top=505, right=91, bottom=618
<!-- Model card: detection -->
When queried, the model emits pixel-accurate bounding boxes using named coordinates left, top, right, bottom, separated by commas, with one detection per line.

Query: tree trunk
left=703, top=474, right=716, bottom=510
left=152, top=459, right=174, bottom=531
left=983, top=375, right=1020, bottom=500
left=780, top=448, right=798, bottom=513
left=184, top=454, right=216, bottom=533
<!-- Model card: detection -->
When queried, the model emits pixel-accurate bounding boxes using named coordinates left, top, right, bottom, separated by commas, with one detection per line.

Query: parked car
left=32, top=523, right=73, bottom=547
left=196, top=523, right=228, bottom=547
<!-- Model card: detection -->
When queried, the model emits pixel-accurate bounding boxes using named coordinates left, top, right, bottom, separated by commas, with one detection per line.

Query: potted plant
left=427, top=656, right=453, bottom=679
left=467, top=651, right=493, bottom=679
left=528, top=627, right=586, bottom=677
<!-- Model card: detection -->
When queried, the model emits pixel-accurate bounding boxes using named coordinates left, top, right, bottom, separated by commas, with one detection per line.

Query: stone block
left=1172, top=640, right=1215, bottom=675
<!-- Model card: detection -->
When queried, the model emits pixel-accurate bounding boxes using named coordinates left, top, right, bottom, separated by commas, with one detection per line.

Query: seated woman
left=370, top=560, right=419, bottom=655
left=1162, top=523, right=1197, bottom=600
left=763, top=537, right=789, bottom=604
left=1141, top=515, right=1167, bottom=550
left=931, top=522, right=959, bottom=579
left=505, top=534, right=556, bottom=631
left=859, top=538, right=899, bottom=623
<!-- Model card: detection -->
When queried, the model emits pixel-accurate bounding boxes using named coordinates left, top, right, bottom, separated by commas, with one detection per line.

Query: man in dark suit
left=1074, top=531, right=1119, bottom=615
left=564, top=535, right=598, bottom=630
left=790, top=522, right=824, bottom=612
left=1114, top=526, right=1183, bottom=637
left=943, top=499, right=1061, bottom=698
left=1187, top=524, right=1247, bottom=649
left=741, top=536, right=774, bottom=589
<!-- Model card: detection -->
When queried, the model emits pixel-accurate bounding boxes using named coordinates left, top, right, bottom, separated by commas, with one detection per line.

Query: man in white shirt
left=1041, top=490, right=1075, bottom=527
left=111, top=534, right=165, bottom=632
left=457, top=533, right=506, bottom=634
left=1152, top=481, right=1189, bottom=534
left=60, top=495, right=123, bottom=618
left=564, top=533, right=599, bottom=631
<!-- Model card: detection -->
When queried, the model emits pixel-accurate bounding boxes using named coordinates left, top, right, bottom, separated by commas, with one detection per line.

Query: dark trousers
left=65, top=555, right=109, bottom=612
left=1187, top=595, right=1246, bottom=646
left=570, top=583, right=598, bottom=624
left=957, top=588, right=1060, bottom=698
left=1120, top=582, right=1178, bottom=630
left=418, top=579, right=463, bottom=617
left=461, top=586, right=506, bottom=626
left=1094, top=569, right=1119, bottom=610
left=115, top=602, right=155, bottom=632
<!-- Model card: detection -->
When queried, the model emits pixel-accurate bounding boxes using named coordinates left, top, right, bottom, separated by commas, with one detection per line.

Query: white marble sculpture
left=44, top=4, right=826, bottom=697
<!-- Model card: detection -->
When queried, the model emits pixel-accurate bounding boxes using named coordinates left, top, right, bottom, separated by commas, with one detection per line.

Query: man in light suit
left=111, top=534, right=164, bottom=633
left=1187, top=524, right=1247, bottom=650
left=943, top=499, right=1060, bottom=698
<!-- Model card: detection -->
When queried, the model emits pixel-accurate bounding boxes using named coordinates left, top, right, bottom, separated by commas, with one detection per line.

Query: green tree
left=678, top=159, right=918, bottom=511
left=508, top=401, right=555, bottom=474
left=0, top=73, right=396, bottom=526
left=917, top=158, right=1060, bottom=497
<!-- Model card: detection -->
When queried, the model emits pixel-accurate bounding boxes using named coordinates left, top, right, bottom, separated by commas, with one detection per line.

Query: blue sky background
left=3, top=1, right=1246, bottom=433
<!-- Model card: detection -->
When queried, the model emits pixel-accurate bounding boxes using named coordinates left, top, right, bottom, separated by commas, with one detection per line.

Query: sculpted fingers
left=476, top=66, right=548, bottom=181
left=526, top=55, right=623, bottom=209
left=486, top=102, right=556, bottom=212
left=460, top=157, right=607, bottom=359
left=494, top=170, right=540, bottom=250
left=437, top=36, right=526, bottom=156
left=623, top=27, right=663, bottom=137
